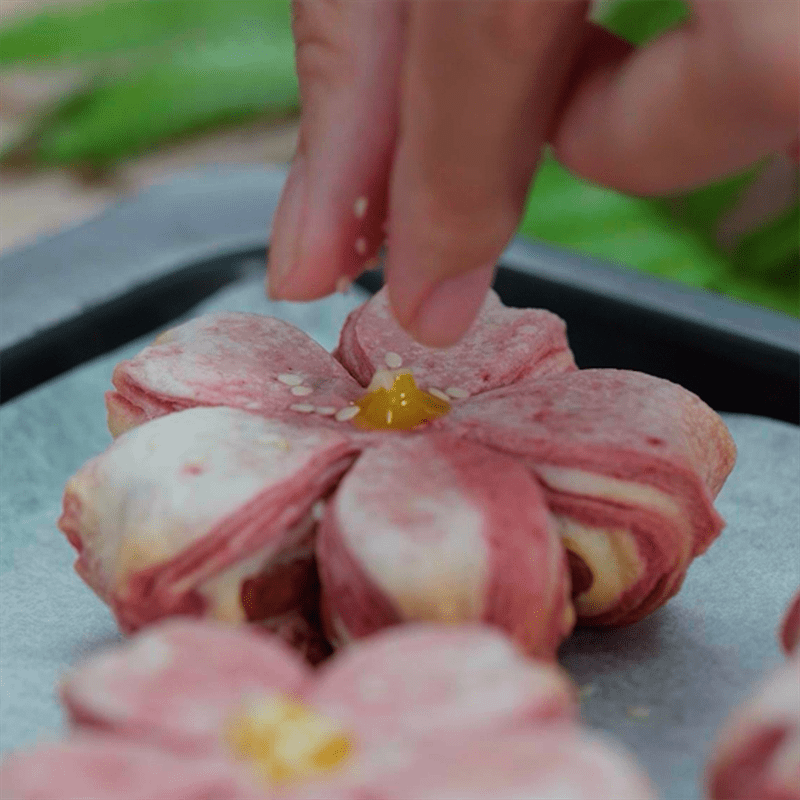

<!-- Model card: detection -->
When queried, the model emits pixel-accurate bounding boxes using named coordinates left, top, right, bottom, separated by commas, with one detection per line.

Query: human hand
left=267, top=1, right=799, bottom=347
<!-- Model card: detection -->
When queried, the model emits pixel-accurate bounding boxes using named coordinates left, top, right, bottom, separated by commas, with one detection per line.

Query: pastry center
left=225, top=695, right=352, bottom=785
left=354, top=369, right=450, bottom=430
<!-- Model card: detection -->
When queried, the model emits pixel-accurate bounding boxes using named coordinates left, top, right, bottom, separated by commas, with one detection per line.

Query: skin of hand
left=267, top=0, right=799, bottom=348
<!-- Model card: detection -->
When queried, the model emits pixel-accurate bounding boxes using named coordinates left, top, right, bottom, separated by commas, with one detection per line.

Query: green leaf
left=0, top=0, right=292, bottom=66
left=733, top=204, right=800, bottom=277
left=594, top=0, right=689, bottom=45
left=666, top=168, right=759, bottom=241
left=520, top=155, right=730, bottom=290
left=29, top=33, right=298, bottom=165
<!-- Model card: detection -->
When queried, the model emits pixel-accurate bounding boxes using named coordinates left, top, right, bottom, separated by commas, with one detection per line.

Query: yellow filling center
left=354, top=369, right=450, bottom=430
left=225, top=695, right=352, bottom=785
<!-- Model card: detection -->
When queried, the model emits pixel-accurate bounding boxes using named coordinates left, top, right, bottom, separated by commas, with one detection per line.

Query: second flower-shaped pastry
left=1, top=620, right=655, bottom=799
left=60, top=288, right=736, bottom=659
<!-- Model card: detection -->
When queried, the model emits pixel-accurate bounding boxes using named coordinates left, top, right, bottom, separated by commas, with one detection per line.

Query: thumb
left=268, top=0, right=403, bottom=301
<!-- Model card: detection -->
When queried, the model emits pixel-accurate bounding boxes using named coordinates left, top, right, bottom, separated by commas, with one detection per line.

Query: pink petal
left=292, top=726, right=656, bottom=800
left=307, top=623, right=575, bottom=749
left=780, top=589, right=800, bottom=656
left=59, top=407, right=358, bottom=634
left=316, top=434, right=574, bottom=659
left=107, top=312, right=363, bottom=436
left=445, top=369, right=736, bottom=625
left=707, top=655, right=800, bottom=800
left=0, top=734, right=263, bottom=800
left=333, top=287, right=576, bottom=394
left=61, top=619, right=309, bottom=755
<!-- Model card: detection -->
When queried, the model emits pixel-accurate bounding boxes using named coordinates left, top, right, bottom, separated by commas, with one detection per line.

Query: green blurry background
left=1, top=0, right=797, bottom=315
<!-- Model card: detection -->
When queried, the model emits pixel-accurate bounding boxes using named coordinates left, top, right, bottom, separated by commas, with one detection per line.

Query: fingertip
left=391, top=264, right=496, bottom=348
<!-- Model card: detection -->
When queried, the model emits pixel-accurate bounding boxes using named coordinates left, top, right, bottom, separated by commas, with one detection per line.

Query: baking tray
left=1, top=167, right=798, bottom=800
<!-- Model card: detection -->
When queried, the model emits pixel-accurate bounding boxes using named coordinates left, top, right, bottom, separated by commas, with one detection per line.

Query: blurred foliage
left=1, top=0, right=796, bottom=315
left=0, top=0, right=297, bottom=163
left=523, top=0, right=798, bottom=316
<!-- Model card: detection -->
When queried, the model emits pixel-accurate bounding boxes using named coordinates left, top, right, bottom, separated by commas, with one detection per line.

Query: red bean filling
left=241, top=556, right=317, bottom=621
left=567, top=550, right=594, bottom=599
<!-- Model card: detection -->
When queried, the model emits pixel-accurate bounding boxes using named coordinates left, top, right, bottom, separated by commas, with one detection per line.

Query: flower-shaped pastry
left=61, top=288, right=735, bottom=660
left=706, top=589, right=800, bottom=800
left=780, top=588, right=800, bottom=657
left=0, top=620, right=656, bottom=800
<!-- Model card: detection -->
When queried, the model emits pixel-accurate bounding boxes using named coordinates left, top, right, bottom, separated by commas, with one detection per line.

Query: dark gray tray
left=1, top=167, right=798, bottom=800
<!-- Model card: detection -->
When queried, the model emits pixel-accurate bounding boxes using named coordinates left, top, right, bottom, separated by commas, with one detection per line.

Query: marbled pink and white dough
left=298, top=728, right=657, bottom=800
left=59, top=406, right=358, bottom=635
left=61, top=620, right=308, bottom=754
left=706, top=591, right=800, bottom=800
left=0, top=736, right=264, bottom=800
left=106, top=312, right=364, bottom=437
left=306, top=623, right=576, bottom=746
left=780, top=588, right=800, bottom=656
left=317, top=434, right=574, bottom=658
left=3, top=620, right=655, bottom=800
left=333, top=287, right=577, bottom=394
left=445, top=369, right=736, bottom=625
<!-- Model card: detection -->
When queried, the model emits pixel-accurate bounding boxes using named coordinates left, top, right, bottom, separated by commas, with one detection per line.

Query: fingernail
left=267, top=155, right=307, bottom=300
left=408, top=265, right=496, bottom=348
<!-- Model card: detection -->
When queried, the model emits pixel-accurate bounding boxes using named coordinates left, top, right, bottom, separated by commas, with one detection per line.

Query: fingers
left=267, top=0, right=404, bottom=301
left=386, top=0, right=587, bottom=346
left=552, top=1, right=800, bottom=194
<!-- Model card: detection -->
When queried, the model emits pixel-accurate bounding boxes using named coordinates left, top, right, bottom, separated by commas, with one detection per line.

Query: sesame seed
left=316, top=406, right=337, bottom=416
left=384, top=352, right=403, bottom=369
left=244, top=401, right=261, bottom=409
left=336, top=276, right=352, bottom=294
left=445, top=387, right=469, bottom=399
left=255, top=436, right=290, bottom=450
left=290, top=403, right=315, bottom=413
left=278, top=373, right=303, bottom=386
left=355, top=237, right=368, bottom=255
left=626, top=706, right=651, bottom=720
left=579, top=685, right=595, bottom=700
left=428, top=387, right=450, bottom=402
left=335, top=405, right=360, bottom=422
left=353, top=196, right=368, bottom=219
left=312, top=501, right=326, bottom=521
left=291, top=385, right=313, bottom=396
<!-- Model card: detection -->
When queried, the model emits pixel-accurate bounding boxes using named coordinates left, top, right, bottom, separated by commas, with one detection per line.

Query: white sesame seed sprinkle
left=336, top=276, right=352, bottom=294
left=445, top=386, right=469, bottom=399
left=291, top=385, right=313, bottom=396
left=428, top=387, right=450, bottom=402
left=278, top=373, right=303, bottom=386
left=290, top=403, right=315, bottom=413
left=355, top=237, right=368, bottom=255
left=255, top=436, right=291, bottom=451
left=384, top=351, right=403, bottom=369
left=312, top=501, right=326, bottom=521
left=353, top=196, right=368, bottom=219
left=335, top=405, right=360, bottom=422
left=315, top=406, right=337, bottom=416
left=244, top=401, right=261, bottom=409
